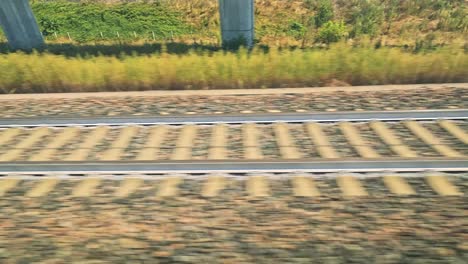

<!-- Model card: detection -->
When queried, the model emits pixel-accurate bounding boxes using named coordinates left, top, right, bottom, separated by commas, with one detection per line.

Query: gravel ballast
left=0, top=174, right=466, bottom=263
left=0, top=87, right=466, bottom=118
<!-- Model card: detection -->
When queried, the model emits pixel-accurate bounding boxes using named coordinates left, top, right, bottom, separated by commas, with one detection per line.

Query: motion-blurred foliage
left=0, top=44, right=466, bottom=93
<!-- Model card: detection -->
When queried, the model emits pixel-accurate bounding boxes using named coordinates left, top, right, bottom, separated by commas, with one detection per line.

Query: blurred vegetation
left=0, top=43, right=466, bottom=93
left=3, top=0, right=462, bottom=47
left=0, top=1, right=466, bottom=93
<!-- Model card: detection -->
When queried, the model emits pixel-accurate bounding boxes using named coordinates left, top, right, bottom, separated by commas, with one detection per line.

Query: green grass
left=0, top=43, right=466, bottom=94
left=8, top=0, right=464, bottom=47
left=29, top=2, right=191, bottom=42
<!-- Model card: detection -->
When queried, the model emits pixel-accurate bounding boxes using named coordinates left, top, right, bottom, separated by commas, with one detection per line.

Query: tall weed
left=0, top=44, right=466, bottom=93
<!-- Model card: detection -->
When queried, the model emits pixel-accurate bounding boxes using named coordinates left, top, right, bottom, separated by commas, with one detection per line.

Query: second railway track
left=0, top=109, right=466, bottom=173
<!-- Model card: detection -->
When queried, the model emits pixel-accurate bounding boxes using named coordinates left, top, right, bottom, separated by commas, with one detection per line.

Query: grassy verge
left=1, top=1, right=465, bottom=47
left=0, top=43, right=466, bottom=94
left=29, top=2, right=190, bottom=42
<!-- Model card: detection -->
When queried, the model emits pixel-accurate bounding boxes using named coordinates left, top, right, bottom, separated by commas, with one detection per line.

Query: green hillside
left=1, top=0, right=465, bottom=46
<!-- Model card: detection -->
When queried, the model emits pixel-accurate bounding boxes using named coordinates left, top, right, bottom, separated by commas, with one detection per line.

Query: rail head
left=0, top=158, right=466, bottom=174
left=0, top=109, right=467, bottom=128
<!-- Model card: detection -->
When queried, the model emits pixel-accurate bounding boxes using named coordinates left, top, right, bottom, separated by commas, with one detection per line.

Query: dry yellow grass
left=0, top=44, right=466, bottom=93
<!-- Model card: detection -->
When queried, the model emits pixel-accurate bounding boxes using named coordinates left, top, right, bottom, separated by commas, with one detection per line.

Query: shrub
left=316, top=21, right=347, bottom=43
left=348, top=0, right=384, bottom=37
left=315, top=0, right=334, bottom=28
left=289, top=21, right=306, bottom=39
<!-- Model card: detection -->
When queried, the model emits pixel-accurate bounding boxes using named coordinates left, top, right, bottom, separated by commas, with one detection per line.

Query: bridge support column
left=219, top=0, right=254, bottom=47
left=0, top=0, right=44, bottom=50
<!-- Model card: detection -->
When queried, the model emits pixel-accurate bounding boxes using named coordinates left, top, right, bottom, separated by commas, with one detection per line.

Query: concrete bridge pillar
left=219, top=0, right=254, bottom=47
left=0, top=0, right=44, bottom=50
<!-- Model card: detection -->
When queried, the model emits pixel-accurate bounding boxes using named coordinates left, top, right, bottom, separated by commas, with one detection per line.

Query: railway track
left=0, top=109, right=466, bottom=196
left=0, top=108, right=467, bottom=262
left=0, top=110, right=466, bottom=165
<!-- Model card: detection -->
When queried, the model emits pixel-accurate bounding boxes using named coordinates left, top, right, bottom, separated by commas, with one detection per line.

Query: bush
left=316, top=21, right=347, bottom=43
left=289, top=21, right=306, bottom=39
left=349, top=0, right=384, bottom=37
left=315, top=0, right=334, bottom=28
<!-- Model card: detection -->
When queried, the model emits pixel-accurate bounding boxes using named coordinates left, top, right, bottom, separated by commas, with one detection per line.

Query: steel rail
left=0, top=158, right=466, bottom=174
left=0, top=109, right=467, bottom=127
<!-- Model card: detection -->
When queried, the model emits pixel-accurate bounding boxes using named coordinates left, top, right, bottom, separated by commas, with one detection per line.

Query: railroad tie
left=383, top=176, right=415, bottom=195
left=100, top=126, right=139, bottom=161
left=0, top=178, right=20, bottom=196
left=404, top=121, right=463, bottom=157
left=156, top=177, right=182, bottom=197
left=292, top=176, right=320, bottom=197
left=26, top=178, right=60, bottom=198
left=64, top=126, right=109, bottom=161
left=72, top=178, right=101, bottom=197
left=201, top=176, right=226, bottom=197
left=426, top=176, right=462, bottom=196
left=171, top=125, right=197, bottom=160
left=208, top=124, right=228, bottom=160
left=339, top=122, right=381, bottom=158
left=0, top=128, right=21, bottom=147
left=29, top=127, right=79, bottom=161
left=0, top=127, right=50, bottom=162
left=337, top=176, right=368, bottom=197
left=306, top=123, right=340, bottom=159
left=370, top=121, right=418, bottom=158
left=438, top=120, right=468, bottom=144
left=247, top=176, right=270, bottom=197
left=243, top=123, right=263, bottom=160
left=115, top=178, right=143, bottom=197
left=274, top=123, right=301, bottom=159
left=135, top=126, right=168, bottom=161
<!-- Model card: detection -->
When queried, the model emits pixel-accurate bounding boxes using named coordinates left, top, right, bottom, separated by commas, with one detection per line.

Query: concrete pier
left=219, top=0, right=255, bottom=47
left=0, top=0, right=44, bottom=50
